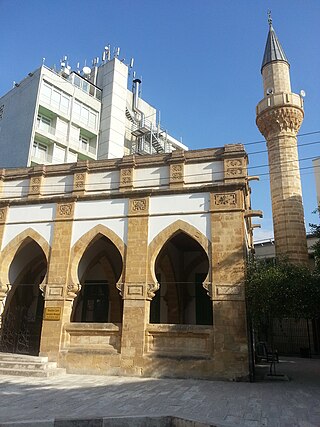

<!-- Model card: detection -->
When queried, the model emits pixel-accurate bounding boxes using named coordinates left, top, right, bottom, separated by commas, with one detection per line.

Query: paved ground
left=0, top=357, right=319, bottom=427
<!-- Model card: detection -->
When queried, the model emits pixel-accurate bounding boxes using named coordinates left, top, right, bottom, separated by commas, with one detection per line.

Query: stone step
left=0, top=367, right=66, bottom=377
left=0, top=352, right=48, bottom=363
left=0, top=360, right=57, bottom=370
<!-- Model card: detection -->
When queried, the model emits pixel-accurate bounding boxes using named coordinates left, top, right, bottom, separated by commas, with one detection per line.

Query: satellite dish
left=82, top=66, right=91, bottom=75
left=266, top=87, right=273, bottom=95
left=300, top=90, right=306, bottom=98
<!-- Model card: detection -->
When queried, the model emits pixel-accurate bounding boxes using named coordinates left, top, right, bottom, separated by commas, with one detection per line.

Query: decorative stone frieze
left=256, top=106, right=304, bottom=139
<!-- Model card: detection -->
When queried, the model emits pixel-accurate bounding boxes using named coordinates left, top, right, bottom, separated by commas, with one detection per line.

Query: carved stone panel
left=44, top=284, right=65, bottom=301
left=119, top=168, right=134, bottom=189
left=169, top=163, right=184, bottom=187
left=73, top=172, right=86, bottom=193
left=28, top=175, right=43, bottom=197
left=224, top=158, right=246, bottom=179
left=56, top=202, right=74, bottom=220
left=0, top=206, right=8, bottom=224
left=129, top=198, right=149, bottom=215
left=124, top=283, right=146, bottom=299
left=211, top=192, right=238, bottom=210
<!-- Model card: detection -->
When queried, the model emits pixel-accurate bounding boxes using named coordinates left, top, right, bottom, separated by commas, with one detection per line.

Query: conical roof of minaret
left=261, top=16, right=289, bottom=72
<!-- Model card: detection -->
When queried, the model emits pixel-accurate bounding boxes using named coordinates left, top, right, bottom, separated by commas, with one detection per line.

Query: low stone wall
left=63, top=322, right=121, bottom=353
left=59, top=322, right=122, bottom=375
left=145, top=324, right=213, bottom=358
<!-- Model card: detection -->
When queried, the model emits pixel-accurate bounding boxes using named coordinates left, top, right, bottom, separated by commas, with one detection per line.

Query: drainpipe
left=132, top=78, right=145, bottom=153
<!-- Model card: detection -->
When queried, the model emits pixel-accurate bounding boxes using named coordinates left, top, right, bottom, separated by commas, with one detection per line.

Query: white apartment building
left=313, top=157, right=320, bottom=206
left=0, top=51, right=186, bottom=168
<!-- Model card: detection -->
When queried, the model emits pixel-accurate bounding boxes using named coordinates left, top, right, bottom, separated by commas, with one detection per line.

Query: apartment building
left=0, top=50, right=186, bottom=168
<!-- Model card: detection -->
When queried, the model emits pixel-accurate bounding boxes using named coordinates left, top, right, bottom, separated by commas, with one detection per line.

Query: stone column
left=210, top=190, right=249, bottom=380
left=120, top=197, right=150, bottom=375
left=39, top=201, right=75, bottom=360
left=0, top=205, right=9, bottom=329
left=28, top=165, right=45, bottom=199
left=257, top=105, right=308, bottom=264
left=168, top=149, right=185, bottom=189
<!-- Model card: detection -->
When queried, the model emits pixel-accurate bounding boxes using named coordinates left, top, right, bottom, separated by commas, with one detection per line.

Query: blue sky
left=1, top=0, right=320, bottom=240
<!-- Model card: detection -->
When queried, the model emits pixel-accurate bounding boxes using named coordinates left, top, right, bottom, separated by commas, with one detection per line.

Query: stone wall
left=0, top=147, right=256, bottom=380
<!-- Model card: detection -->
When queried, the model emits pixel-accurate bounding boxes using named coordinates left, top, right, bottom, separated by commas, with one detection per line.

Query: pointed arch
left=0, top=228, right=50, bottom=286
left=69, top=224, right=126, bottom=286
left=148, top=220, right=211, bottom=286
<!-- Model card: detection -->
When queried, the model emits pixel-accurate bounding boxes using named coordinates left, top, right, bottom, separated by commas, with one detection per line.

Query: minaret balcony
left=256, top=92, right=303, bottom=116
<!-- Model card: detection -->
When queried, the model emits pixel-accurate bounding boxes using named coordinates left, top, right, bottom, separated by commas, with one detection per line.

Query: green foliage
left=245, top=259, right=320, bottom=326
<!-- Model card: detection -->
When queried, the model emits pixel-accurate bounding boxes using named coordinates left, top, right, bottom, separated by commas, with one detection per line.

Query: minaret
left=256, top=13, right=308, bottom=264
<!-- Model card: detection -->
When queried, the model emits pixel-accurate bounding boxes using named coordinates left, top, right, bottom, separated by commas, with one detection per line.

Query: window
left=33, top=141, right=48, bottom=161
left=73, top=99, right=98, bottom=129
left=80, top=135, right=89, bottom=151
left=40, top=81, right=70, bottom=115
left=37, top=114, right=51, bottom=133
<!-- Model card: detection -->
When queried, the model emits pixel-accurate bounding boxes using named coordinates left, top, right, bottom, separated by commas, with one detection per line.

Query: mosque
left=0, top=18, right=308, bottom=379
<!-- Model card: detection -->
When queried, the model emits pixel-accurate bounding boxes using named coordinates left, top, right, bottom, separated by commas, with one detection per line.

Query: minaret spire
left=256, top=16, right=308, bottom=265
left=261, top=13, right=289, bottom=72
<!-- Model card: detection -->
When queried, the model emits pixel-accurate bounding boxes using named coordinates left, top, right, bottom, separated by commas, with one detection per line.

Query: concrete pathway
left=0, top=357, right=319, bottom=427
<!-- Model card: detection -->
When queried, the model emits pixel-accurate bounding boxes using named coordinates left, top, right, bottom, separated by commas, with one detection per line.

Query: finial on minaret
left=267, top=10, right=272, bottom=28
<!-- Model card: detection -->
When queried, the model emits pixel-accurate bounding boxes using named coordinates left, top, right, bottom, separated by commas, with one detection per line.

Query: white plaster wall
left=7, top=204, right=56, bottom=223
left=42, top=175, right=73, bottom=195
left=71, top=218, right=127, bottom=247
left=74, top=199, right=128, bottom=219
left=86, top=171, right=119, bottom=193
left=149, top=193, right=210, bottom=244
left=134, top=166, right=169, bottom=189
left=2, top=204, right=56, bottom=250
left=150, top=193, right=210, bottom=215
left=2, top=223, right=54, bottom=251
left=148, top=213, right=211, bottom=244
left=184, top=161, right=224, bottom=184
left=72, top=199, right=128, bottom=246
left=2, top=179, right=29, bottom=199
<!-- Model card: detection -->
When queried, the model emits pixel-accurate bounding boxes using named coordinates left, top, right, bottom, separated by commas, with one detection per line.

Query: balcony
left=69, top=136, right=97, bottom=158
left=256, top=92, right=304, bottom=116
left=35, top=122, right=68, bottom=146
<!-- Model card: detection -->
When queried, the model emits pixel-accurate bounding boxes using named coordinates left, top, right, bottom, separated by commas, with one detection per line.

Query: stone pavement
left=0, top=357, right=319, bottom=427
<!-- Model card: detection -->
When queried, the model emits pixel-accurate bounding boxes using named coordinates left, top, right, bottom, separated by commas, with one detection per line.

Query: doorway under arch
left=0, top=239, right=47, bottom=355
left=150, top=231, right=212, bottom=325
left=71, top=235, right=123, bottom=323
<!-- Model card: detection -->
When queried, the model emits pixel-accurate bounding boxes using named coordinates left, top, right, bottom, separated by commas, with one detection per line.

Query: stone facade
left=0, top=146, right=257, bottom=380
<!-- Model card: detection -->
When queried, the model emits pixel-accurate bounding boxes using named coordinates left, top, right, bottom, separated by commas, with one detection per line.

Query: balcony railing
left=35, top=123, right=68, bottom=144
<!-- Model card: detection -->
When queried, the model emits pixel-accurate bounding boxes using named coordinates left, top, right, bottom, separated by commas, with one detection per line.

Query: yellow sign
left=44, top=307, right=62, bottom=321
